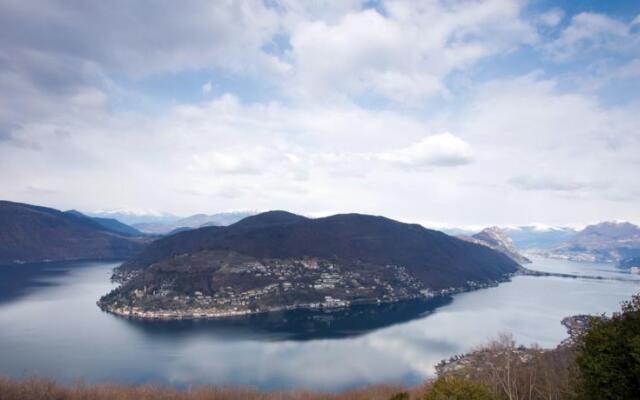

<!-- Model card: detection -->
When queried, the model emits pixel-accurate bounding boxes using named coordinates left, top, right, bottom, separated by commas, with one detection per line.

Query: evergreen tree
left=575, top=293, right=640, bottom=399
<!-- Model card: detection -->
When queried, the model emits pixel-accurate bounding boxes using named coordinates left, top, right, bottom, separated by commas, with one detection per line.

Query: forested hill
left=118, top=211, right=520, bottom=289
left=0, top=200, right=148, bottom=265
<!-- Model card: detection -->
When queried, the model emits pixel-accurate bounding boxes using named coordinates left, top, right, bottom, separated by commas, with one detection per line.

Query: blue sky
left=111, top=0, right=640, bottom=112
left=1, top=0, right=639, bottom=228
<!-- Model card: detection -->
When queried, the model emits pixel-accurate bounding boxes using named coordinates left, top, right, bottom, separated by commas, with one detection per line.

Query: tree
left=575, top=293, right=640, bottom=399
left=424, top=376, right=497, bottom=400
left=438, top=332, right=577, bottom=400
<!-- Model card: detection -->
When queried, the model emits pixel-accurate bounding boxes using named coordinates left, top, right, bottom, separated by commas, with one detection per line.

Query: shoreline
left=97, top=275, right=513, bottom=321
left=97, top=264, right=638, bottom=321
left=99, top=295, right=427, bottom=320
left=0, top=257, right=127, bottom=268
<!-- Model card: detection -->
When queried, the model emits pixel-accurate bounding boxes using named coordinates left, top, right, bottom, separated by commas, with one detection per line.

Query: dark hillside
left=65, top=210, right=142, bottom=236
left=120, top=211, right=519, bottom=289
left=0, top=200, right=147, bottom=265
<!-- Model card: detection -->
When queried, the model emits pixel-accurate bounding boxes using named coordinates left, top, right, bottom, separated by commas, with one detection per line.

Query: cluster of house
left=104, top=256, right=511, bottom=321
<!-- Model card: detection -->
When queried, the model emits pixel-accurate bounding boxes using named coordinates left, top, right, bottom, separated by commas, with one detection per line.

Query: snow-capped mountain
left=541, top=221, right=640, bottom=263
left=88, top=208, right=178, bottom=225
left=443, top=224, right=578, bottom=250
left=502, top=225, right=578, bottom=250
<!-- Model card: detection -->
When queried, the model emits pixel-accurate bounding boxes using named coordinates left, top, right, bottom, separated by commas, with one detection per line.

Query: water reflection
left=1, top=261, right=453, bottom=340
left=113, top=297, right=453, bottom=341
left=0, top=262, right=75, bottom=304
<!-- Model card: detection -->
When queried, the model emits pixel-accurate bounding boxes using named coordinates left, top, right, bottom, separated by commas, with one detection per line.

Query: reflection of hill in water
left=2, top=261, right=453, bottom=341
left=112, top=297, right=453, bottom=341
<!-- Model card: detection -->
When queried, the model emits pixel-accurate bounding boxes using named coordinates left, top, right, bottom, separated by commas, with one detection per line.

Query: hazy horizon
left=1, top=0, right=639, bottom=227
left=3, top=198, right=634, bottom=231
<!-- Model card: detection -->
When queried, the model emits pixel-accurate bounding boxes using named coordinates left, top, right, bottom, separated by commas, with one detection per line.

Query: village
left=100, top=256, right=511, bottom=320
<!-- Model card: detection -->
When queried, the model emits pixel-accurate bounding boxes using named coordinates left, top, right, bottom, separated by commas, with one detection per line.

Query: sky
left=1, top=0, right=639, bottom=228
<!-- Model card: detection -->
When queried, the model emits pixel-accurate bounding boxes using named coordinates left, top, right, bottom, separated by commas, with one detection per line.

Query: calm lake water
left=0, top=256, right=638, bottom=390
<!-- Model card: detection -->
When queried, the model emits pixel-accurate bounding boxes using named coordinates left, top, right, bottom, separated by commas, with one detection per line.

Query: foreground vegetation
left=433, top=293, right=640, bottom=400
left=0, top=379, right=426, bottom=400
left=1, top=294, right=638, bottom=400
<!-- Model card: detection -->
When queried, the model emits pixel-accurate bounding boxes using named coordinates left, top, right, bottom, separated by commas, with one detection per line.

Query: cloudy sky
left=1, top=0, right=639, bottom=227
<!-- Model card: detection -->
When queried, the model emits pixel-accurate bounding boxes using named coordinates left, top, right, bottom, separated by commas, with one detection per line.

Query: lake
left=0, top=256, right=638, bottom=391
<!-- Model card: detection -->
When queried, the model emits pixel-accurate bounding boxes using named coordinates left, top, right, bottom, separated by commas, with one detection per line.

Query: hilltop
left=458, top=226, right=531, bottom=264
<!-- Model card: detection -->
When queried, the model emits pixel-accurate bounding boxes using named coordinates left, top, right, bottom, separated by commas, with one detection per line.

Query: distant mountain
left=88, top=209, right=178, bottom=226
left=199, top=211, right=260, bottom=227
left=132, top=211, right=258, bottom=234
left=0, top=201, right=149, bottom=265
left=502, top=226, right=578, bottom=250
left=459, top=227, right=531, bottom=264
left=541, top=222, right=640, bottom=263
left=132, top=222, right=180, bottom=234
left=100, top=211, right=520, bottom=319
left=65, top=210, right=142, bottom=236
left=442, top=225, right=577, bottom=250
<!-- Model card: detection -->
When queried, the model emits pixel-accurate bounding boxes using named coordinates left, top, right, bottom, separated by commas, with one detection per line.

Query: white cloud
left=536, top=8, right=564, bottom=27
left=190, top=151, right=263, bottom=175
left=0, top=1, right=639, bottom=228
left=446, top=73, right=640, bottom=224
left=0, top=0, right=294, bottom=135
left=2, top=68, right=640, bottom=226
left=283, top=0, right=537, bottom=102
left=0, top=0, right=540, bottom=130
left=546, top=12, right=640, bottom=60
left=377, top=133, right=473, bottom=168
left=0, top=1, right=283, bottom=76
left=509, top=175, right=593, bottom=192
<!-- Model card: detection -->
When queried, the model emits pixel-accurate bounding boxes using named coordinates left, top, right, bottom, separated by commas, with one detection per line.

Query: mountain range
left=88, top=208, right=178, bottom=225
left=0, top=201, right=148, bottom=265
left=443, top=225, right=578, bottom=250
left=6, top=199, right=639, bottom=268
left=538, top=222, right=640, bottom=263
left=501, top=226, right=578, bottom=250
left=65, top=210, right=142, bottom=236
left=131, top=211, right=258, bottom=234
left=446, top=222, right=640, bottom=265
